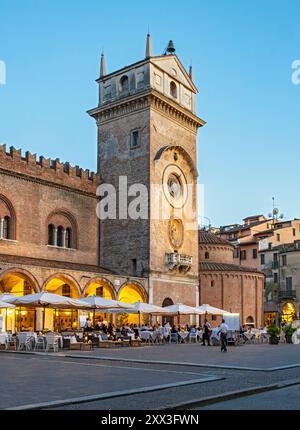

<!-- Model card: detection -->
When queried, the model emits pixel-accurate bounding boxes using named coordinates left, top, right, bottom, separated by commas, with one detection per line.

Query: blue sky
left=0, top=0, right=299, bottom=226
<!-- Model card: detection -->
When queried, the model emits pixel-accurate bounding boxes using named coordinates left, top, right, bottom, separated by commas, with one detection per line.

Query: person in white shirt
left=218, top=319, right=229, bottom=352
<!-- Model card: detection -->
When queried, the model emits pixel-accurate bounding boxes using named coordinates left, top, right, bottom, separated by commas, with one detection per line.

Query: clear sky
left=0, top=0, right=299, bottom=226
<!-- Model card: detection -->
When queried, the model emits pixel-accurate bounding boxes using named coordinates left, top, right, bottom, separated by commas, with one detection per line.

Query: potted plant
left=283, top=324, right=297, bottom=343
left=267, top=325, right=280, bottom=344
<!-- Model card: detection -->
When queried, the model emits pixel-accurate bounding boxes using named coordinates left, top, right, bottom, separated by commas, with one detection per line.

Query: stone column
left=53, top=228, right=58, bottom=247
left=62, top=229, right=67, bottom=248
left=0, top=217, right=3, bottom=239
left=36, top=308, right=43, bottom=331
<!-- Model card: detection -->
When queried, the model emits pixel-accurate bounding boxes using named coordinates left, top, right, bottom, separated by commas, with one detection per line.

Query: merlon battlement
left=0, top=145, right=98, bottom=193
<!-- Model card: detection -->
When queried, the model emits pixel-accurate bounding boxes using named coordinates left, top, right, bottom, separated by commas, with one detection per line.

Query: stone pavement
left=66, top=343, right=300, bottom=370
left=199, top=383, right=300, bottom=410
left=1, top=343, right=300, bottom=410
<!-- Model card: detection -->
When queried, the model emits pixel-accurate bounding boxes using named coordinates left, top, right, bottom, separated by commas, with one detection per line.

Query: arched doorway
left=162, top=297, right=174, bottom=326
left=43, top=274, right=80, bottom=331
left=246, top=316, right=255, bottom=327
left=118, top=283, right=146, bottom=325
left=0, top=270, right=38, bottom=332
left=84, top=278, right=115, bottom=325
left=281, top=302, right=296, bottom=324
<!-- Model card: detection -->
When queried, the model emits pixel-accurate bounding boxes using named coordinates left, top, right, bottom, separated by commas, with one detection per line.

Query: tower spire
left=100, top=50, right=106, bottom=78
left=145, top=33, right=152, bottom=58
left=189, top=64, right=193, bottom=81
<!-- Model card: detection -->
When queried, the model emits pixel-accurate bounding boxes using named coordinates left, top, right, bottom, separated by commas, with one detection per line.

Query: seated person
left=133, top=324, right=139, bottom=337
left=171, top=325, right=180, bottom=341
left=94, top=320, right=102, bottom=331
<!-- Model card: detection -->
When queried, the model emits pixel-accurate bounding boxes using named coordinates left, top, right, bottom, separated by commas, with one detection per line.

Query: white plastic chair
left=0, top=333, right=8, bottom=350
left=45, top=333, right=59, bottom=352
left=34, top=335, right=46, bottom=351
left=17, top=333, right=32, bottom=351
left=189, top=331, right=197, bottom=343
left=170, top=333, right=179, bottom=344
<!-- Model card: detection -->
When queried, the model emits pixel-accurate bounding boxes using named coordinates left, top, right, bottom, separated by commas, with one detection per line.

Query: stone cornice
left=0, top=252, right=110, bottom=274
left=88, top=89, right=205, bottom=132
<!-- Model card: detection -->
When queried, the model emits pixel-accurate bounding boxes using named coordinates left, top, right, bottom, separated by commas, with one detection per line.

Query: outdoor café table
left=127, top=333, right=135, bottom=340
left=178, top=332, right=189, bottom=343
left=139, top=331, right=153, bottom=342
left=243, top=332, right=255, bottom=344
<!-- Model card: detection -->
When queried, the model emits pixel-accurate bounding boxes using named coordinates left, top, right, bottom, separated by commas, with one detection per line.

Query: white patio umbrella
left=162, top=303, right=203, bottom=325
left=196, top=304, right=231, bottom=315
left=4, top=292, right=92, bottom=330
left=0, top=300, right=15, bottom=309
left=107, top=301, right=170, bottom=326
left=0, top=293, right=17, bottom=302
left=4, top=292, right=90, bottom=309
left=79, top=296, right=135, bottom=326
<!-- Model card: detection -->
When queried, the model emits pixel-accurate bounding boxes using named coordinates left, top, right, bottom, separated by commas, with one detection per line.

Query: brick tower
left=88, top=36, right=205, bottom=307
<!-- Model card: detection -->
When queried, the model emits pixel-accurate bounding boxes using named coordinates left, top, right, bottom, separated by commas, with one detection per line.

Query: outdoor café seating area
left=0, top=292, right=279, bottom=352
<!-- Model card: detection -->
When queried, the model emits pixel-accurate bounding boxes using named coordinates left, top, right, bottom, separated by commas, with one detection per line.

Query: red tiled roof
left=199, top=262, right=262, bottom=274
left=199, top=230, right=233, bottom=247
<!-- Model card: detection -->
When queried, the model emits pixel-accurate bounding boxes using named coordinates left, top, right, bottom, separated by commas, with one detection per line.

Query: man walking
left=202, top=319, right=211, bottom=346
left=218, top=319, right=229, bottom=352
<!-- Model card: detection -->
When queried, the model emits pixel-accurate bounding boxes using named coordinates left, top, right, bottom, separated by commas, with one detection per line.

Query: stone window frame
left=170, top=80, right=178, bottom=99
left=0, top=194, right=16, bottom=240
left=46, top=209, right=78, bottom=250
left=119, top=74, right=129, bottom=94
left=130, top=128, right=141, bottom=150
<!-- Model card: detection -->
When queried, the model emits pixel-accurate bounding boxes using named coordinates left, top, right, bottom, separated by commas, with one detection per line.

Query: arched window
left=211, top=280, right=215, bottom=287
left=205, top=252, right=209, bottom=259
left=48, top=224, right=55, bottom=246
left=3, top=216, right=10, bottom=239
left=96, top=286, right=104, bottom=297
left=57, top=226, right=64, bottom=247
left=119, top=75, right=129, bottom=92
left=170, top=81, right=177, bottom=98
left=65, top=228, right=72, bottom=249
left=46, top=210, right=78, bottom=249
left=62, top=284, right=71, bottom=297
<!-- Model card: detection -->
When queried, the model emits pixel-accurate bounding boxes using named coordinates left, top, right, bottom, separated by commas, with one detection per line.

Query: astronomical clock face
left=162, top=164, right=188, bottom=209
left=168, top=217, right=184, bottom=249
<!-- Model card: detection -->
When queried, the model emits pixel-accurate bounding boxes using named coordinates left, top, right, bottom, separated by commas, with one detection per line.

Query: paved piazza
left=2, top=343, right=300, bottom=410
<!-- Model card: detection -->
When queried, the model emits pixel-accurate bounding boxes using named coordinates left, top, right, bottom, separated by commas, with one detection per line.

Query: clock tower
left=88, top=36, right=205, bottom=308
